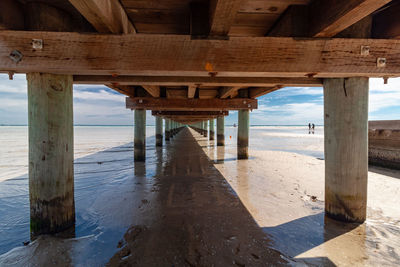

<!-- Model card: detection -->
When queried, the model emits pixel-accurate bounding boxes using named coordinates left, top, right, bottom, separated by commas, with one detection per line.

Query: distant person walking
left=312, top=123, right=315, bottom=134
left=308, top=123, right=311, bottom=134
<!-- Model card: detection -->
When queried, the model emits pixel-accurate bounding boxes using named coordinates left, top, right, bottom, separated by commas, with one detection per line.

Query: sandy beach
left=0, top=126, right=399, bottom=266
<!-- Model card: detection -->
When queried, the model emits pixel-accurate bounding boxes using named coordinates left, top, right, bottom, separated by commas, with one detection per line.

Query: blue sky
left=0, top=74, right=399, bottom=125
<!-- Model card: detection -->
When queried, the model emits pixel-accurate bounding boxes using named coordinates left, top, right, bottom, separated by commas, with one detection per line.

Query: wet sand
left=0, top=127, right=399, bottom=266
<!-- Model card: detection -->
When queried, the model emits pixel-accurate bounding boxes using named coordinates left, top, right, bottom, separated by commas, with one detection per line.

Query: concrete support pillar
left=155, top=116, right=163, bottom=147
left=238, top=110, right=250, bottom=159
left=324, top=77, right=369, bottom=223
left=165, top=119, right=170, bottom=141
left=217, top=117, right=225, bottom=146
left=28, top=73, right=75, bottom=237
left=209, top=119, right=215, bottom=140
left=134, top=110, right=146, bottom=161
left=203, top=120, right=208, bottom=137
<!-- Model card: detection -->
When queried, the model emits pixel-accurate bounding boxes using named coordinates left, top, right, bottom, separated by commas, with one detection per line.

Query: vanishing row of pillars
left=27, top=76, right=368, bottom=237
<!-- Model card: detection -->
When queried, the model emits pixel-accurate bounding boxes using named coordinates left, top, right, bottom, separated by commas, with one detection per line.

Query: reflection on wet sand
left=108, top=128, right=287, bottom=266
left=201, top=133, right=400, bottom=266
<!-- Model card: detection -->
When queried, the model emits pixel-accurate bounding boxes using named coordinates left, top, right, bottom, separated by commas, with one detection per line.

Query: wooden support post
left=217, top=117, right=225, bottom=146
left=209, top=119, right=215, bottom=141
left=155, top=116, right=162, bottom=147
left=134, top=110, right=146, bottom=161
left=238, top=110, right=250, bottom=159
left=324, top=77, right=369, bottom=223
left=28, top=73, right=75, bottom=237
left=203, top=120, right=208, bottom=137
left=165, top=119, right=170, bottom=141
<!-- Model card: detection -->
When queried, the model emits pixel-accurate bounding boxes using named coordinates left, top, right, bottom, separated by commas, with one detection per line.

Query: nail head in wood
left=9, top=50, right=23, bottom=63
left=32, top=39, right=43, bottom=50
left=360, top=46, right=370, bottom=56
left=377, top=58, right=386, bottom=68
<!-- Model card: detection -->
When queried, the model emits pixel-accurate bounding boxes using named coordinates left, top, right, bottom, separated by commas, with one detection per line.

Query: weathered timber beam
left=127, top=97, right=257, bottom=111
left=105, top=83, right=135, bottom=97
left=219, top=86, right=242, bottom=98
left=1, top=31, right=400, bottom=78
left=142, top=85, right=160, bottom=98
left=188, top=85, right=196, bottom=98
left=309, top=0, right=390, bottom=37
left=372, top=1, right=400, bottom=39
left=68, top=0, right=135, bottom=34
left=74, top=75, right=322, bottom=87
left=152, top=111, right=229, bottom=116
left=249, top=86, right=282, bottom=98
left=209, top=0, right=242, bottom=36
left=0, top=0, right=24, bottom=30
left=269, top=0, right=390, bottom=38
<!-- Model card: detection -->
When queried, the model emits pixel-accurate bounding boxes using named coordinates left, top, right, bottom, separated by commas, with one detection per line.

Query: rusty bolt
left=360, top=46, right=370, bottom=56
left=243, top=100, right=247, bottom=104
left=377, top=58, right=386, bottom=68
left=32, top=39, right=43, bottom=49
left=9, top=50, right=23, bottom=63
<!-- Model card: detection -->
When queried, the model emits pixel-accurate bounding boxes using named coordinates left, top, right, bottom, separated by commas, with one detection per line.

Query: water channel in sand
left=0, top=126, right=399, bottom=266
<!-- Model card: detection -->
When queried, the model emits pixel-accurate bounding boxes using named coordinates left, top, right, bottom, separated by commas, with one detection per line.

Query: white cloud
left=74, top=89, right=125, bottom=102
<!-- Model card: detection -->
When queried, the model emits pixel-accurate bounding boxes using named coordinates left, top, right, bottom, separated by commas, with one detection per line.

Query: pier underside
left=1, top=0, right=400, bottom=254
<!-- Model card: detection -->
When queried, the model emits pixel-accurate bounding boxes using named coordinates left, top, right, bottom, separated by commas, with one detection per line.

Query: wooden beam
left=152, top=111, right=228, bottom=116
left=74, top=75, right=322, bottom=87
left=0, top=0, right=24, bottom=30
left=127, top=97, right=257, bottom=111
left=142, top=85, right=160, bottom=97
left=209, top=0, right=242, bottom=36
left=188, top=85, right=197, bottom=98
left=2, top=31, right=400, bottom=78
left=372, top=1, right=400, bottom=39
left=269, top=0, right=389, bottom=37
left=219, top=86, right=242, bottom=98
left=249, top=86, right=281, bottom=98
left=68, top=0, right=135, bottom=34
left=105, top=83, right=135, bottom=97
left=309, top=0, right=390, bottom=37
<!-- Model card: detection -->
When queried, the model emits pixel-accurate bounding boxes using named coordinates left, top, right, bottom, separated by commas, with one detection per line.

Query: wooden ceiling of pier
left=2, top=0, right=400, bottom=123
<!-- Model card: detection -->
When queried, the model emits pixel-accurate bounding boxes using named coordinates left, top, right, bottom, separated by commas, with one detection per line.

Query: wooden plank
left=105, top=83, right=135, bottom=96
left=142, top=85, right=160, bottom=97
left=152, top=111, right=228, bottom=116
left=199, top=89, right=219, bottom=99
left=1, top=31, right=400, bottom=78
left=309, top=0, right=390, bottom=37
left=74, top=75, right=322, bottom=87
left=0, top=0, right=24, bottom=30
left=219, top=86, right=242, bottom=98
left=249, top=86, right=281, bottom=98
left=126, top=97, right=257, bottom=111
left=372, top=1, right=400, bottom=39
left=239, top=0, right=309, bottom=13
left=166, top=88, right=187, bottom=99
left=68, top=0, right=136, bottom=34
left=209, top=0, right=242, bottom=36
left=188, top=85, right=196, bottom=98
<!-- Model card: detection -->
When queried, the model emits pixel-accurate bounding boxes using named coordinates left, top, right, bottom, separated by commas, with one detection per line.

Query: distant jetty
left=369, top=120, right=400, bottom=170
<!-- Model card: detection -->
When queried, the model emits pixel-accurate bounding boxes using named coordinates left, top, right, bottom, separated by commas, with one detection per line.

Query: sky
left=0, top=74, right=399, bottom=126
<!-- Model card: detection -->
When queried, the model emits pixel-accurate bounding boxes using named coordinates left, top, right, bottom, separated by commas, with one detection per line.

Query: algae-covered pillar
left=27, top=2, right=76, bottom=237
left=28, top=73, right=75, bottom=237
left=238, top=110, right=250, bottom=159
left=209, top=119, right=215, bottom=140
left=165, top=119, right=170, bottom=141
left=134, top=110, right=146, bottom=161
left=217, top=116, right=225, bottom=146
left=324, top=78, right=369, bottom=223
left=155, top=116, right=163, bottom=147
